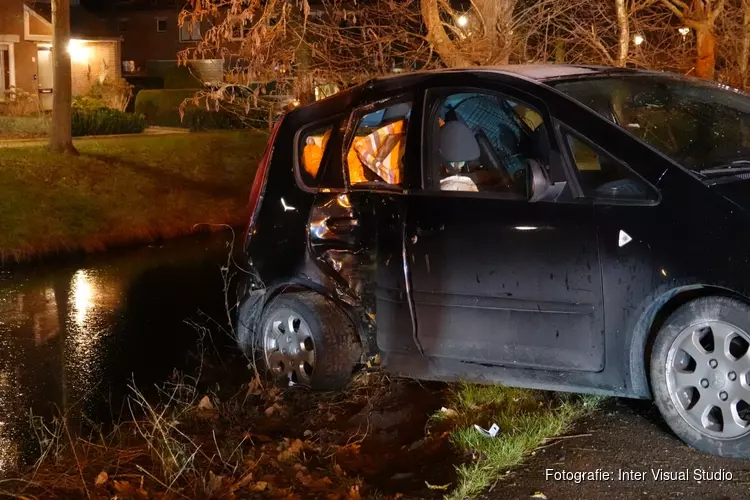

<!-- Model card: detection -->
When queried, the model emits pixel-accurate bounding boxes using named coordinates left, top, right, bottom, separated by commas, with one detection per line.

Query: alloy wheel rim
left=666, top=320, right=750, bottom=439
left=262, top=307, right=316, bottom=384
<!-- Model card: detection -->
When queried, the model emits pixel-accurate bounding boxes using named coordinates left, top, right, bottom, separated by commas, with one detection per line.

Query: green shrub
left=135, top=89, right=195, bottom=127
left=71, top=108, right=147, bottom=137
left=164, top=65, right=202, bottom=89
left=134, top=89, right=264, bottom=131
left=72, top=95, right=109, bottom=111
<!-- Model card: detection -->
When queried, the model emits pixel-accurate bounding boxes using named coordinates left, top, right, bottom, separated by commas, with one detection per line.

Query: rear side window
left=298, top=123, right=335, bottom=189
left=565, top=132, right=658, bottom=202
left=346, top=101, right=412, bottom=186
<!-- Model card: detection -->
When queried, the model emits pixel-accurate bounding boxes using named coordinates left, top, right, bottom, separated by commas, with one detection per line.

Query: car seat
left=439, top=121, right=480, bottom=192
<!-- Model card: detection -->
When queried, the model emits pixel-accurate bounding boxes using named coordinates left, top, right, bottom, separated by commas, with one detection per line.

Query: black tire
left=258, top=291, right=361, bottom=391
left=650, top=296, right=750, bottom=458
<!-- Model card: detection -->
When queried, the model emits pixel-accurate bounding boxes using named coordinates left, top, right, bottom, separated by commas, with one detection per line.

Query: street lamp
left=633, top=34, right=644, bottom=46
left=457, top=14, right=468, bottom=28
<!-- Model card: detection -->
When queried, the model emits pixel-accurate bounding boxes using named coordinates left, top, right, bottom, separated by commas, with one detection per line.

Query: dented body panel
left=237, top=66, right=750, bottom=400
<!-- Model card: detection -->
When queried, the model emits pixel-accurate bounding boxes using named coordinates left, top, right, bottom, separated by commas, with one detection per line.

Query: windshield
left=552, top=75, right=750, bottom=172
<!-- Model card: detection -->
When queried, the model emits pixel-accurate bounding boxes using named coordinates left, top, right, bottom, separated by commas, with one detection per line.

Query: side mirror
left=528, top=160, right=550, bottom=202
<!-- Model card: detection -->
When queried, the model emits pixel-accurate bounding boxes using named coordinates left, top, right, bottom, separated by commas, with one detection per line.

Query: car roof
left=287, top=64, right=668, bottom=124
left=357, top=64, right=648, bottom=86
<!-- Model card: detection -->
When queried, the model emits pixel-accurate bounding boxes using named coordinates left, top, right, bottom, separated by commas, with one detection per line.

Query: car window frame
left=418, top=85, right=573, bottom=202
left=557, top=123, right=662, bottom=207
left=293, top=113, right=348, bottom=194
left=342, top=93, right=417, bottom=194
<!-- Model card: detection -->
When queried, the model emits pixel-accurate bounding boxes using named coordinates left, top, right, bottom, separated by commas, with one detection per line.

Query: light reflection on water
left=0, top=232, right=233, bottom=474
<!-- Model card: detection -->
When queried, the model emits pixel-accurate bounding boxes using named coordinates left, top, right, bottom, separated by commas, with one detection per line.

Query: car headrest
left=382, top=102, right=411, bottom=122
left=439, top=121, right=480, bottom=163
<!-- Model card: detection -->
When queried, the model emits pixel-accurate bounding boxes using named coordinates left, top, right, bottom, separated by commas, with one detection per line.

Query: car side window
left=346, top=101, right=412, bottom=186
left=425, top=92, right=552, bottom=198
left=297, top=119, right=346, bottom=190
left=564, top=132, right=659, bottom=202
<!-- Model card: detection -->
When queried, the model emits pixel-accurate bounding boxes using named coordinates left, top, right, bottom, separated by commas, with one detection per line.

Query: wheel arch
left=629, top=284, right=750, bottom=399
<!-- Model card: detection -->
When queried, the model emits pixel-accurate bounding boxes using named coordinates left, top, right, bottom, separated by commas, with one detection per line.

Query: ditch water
left=0, top=230, right=241, bottom=472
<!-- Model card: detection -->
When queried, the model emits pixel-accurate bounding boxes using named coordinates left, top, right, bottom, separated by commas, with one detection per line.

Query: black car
left=236, top=64, right=750, bottom=458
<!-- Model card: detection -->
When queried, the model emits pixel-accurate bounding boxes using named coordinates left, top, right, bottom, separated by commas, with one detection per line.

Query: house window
left=122, top=60, right=136, bottom=73
left=230, top=20, right=251, bottom=40
left=118, top=19, right=128, bottom=33
left=156, top=18, right=168, bottom=33
left=179, top=21, right=201, bottom=42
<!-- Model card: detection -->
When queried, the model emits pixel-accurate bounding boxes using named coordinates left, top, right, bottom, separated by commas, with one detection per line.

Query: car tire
left=257, top=291, right=361, bottom=391
left=650, top=296, right=750, bottom=458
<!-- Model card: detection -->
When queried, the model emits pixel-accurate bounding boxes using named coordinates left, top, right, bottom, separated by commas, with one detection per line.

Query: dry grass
left=0, top=131, right=267, bottom=262
left=7, top=367, right=405, bottom=499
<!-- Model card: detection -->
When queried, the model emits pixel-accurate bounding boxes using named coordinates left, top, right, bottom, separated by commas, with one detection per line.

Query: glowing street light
left=457, top=14, right=469, bottom=27
left=633, top=34, right=644, bottom=46
left=678, top=27, right=690, bottom=36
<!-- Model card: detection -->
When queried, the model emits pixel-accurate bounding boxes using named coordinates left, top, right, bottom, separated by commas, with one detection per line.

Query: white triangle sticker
left=618, top=230, right=633, bottom=247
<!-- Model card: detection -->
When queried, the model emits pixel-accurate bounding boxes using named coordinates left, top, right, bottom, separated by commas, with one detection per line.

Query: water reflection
left=0, top=232, right=235, bottom=473
left=72, top=270, right=95, bottom=327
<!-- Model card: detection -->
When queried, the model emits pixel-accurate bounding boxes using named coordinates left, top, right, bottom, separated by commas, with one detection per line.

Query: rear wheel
left=259, top=292, right=360, bottom=390
left=650, top=296, right=750, bottom=457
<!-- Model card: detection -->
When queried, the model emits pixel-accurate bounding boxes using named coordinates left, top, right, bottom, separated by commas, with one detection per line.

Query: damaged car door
left=401, top=86, right=606, bottom=372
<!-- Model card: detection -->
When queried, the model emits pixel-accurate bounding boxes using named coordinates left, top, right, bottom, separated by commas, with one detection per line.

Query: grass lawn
left=0, top=130, right=268, bottom=261
left=436, top=384, right=605, bottom=499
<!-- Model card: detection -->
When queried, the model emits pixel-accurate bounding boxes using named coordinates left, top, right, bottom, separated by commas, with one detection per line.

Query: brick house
left=0, top=0, right=122, bottom=110
left=94, top=0, right=222, bottom=83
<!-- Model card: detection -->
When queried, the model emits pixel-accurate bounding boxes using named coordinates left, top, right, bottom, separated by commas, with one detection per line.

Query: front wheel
left=258, top=291, right=361, bottom=391
left=650, top=296, right=750, bottom=458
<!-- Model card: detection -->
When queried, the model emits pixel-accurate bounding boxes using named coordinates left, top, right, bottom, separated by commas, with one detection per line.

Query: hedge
left=72, top=108, right=147, bottom=137
left=134, top=89, right=269, bottom=131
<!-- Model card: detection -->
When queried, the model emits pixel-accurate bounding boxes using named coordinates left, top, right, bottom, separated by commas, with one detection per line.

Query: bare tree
left=657, top=0, right=725, bottom=79
left=616, top=0, right=630, bottom=66
left=740, top=0, right=750, bottom=86
left=50, top=0, right=77, bottom=154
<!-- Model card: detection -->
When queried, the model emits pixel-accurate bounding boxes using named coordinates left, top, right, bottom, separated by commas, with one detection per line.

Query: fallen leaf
left=296, top=471, right=333, bottom=490
left=247, top=376, right=264, bottom=396
left=265, top=402, right=283, bottom=416
left=250, top=481, right=268, bottom=492
left=336, top=443, right=361, bottom=457
left=113, top=480, right=136, bottom=494
left=198, top=395, right=214, bottom=411
left=439, top=407, right=458, bottom=418
left=425, top=481, right=451, bottom=490
left=278, top=439, right=305, bottom=462
left=206, top=471, right=230, bottom=495
left=94, top=471, right=108, bottom=487
left=531, top=493, right=548, bottom=499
